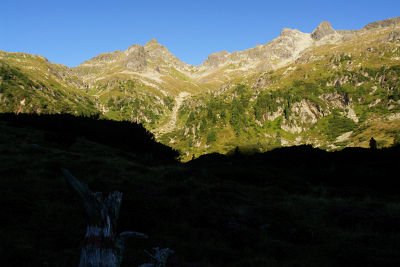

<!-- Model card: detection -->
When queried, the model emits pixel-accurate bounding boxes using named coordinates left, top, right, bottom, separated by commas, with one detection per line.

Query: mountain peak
left=142, top=38, right=190, bottom=70
left=280, top=28, right=299, bottom=36
left=200, top=50, right=231, bottom=68
left=311, top=21, right=336, bottom=40
left=145, top=38, right=160, bottom=46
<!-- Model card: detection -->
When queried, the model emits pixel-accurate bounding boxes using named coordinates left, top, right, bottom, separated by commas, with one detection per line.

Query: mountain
left=1, top=16, right=400, bottom=159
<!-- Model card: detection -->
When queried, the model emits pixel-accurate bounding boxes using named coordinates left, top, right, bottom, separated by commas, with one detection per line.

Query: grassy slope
left=1, top=116, right=400, bottom=267
left=0, top=52, right=99, bottom=116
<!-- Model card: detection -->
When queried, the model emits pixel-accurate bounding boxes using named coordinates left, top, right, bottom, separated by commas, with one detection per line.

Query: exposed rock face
left=75, top=38, right=194, bottom=87
left=320, top=92, right=350, bottom=109
left=281, top=100, right=323, bottom=134
left=75, top=16, right=400, bottom=87
left=197, top=16, right=399, bottom=73
left=385, top=29, right=400, bottom=42
left=71, top=15, right=400, bottom=96
left=78, top=44, right=148, bottom=72
left=144, top=39, right=190, bottom=70
left=363, top=16, right=400, bottom=30
left=311, top=21, right=336, bottom=41
left=273, top=28, right=313, bottom=59
left=123, top=44, right=147, bottom=71
left=290, top=100, right=322, bottom=125
left=265, top=107, right=283, bottom=121
left=81, top=51, right=122, bottom=66
left=199, top=28, right=314, bottom=71
left=200, top=51, right=231, bottom=69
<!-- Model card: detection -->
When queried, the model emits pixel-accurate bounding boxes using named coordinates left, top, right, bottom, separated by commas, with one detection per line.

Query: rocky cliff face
left=363, top=16, right=400, bottom=30
left=200, top=51, right=231, bottom=69
left=198, top=27, right=315, bottom=73
left=123, top=44, right=147, bottom=71
left=198, top=16, right=400, bottom=75
left=74, top=39, right=193, bottom=89
left=144, top=39, right=192, bottom=71
left=311, top=21, right=336, bottom=40
left=199, top=21, right=341, bottom=73
left=80, top=50, right=122, bottom=66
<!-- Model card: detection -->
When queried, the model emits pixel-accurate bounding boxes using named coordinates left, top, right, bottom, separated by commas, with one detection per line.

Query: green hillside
left=0, top=52, right=98, bottom=116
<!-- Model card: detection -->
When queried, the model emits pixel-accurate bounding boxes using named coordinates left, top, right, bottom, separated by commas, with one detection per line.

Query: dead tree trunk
left=62, top=168, right=147, bottom=267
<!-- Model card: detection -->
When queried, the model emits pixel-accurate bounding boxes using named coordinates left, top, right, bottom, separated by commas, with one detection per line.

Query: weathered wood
left=62, top=168, right=148, bottom=267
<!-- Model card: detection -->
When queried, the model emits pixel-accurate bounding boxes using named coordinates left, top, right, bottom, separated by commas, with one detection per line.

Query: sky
left=1, top=0, right=399, bottom=67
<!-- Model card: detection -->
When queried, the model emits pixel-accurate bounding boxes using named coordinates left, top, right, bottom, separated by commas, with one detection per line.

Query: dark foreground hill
left=1, top=114, right=400, bottom=267
left=0, top=113, right=179, bottom=161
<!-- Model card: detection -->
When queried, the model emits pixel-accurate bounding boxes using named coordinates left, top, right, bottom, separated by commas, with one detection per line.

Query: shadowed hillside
left=0, top=113, right=179, bottom=161
left=1, top=114, right=400, bottom=266
left=191, top=144, right=400, bottom=196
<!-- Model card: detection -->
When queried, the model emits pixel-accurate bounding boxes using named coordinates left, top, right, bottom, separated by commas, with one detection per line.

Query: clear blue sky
left=1, top=0, right=399, bottom=67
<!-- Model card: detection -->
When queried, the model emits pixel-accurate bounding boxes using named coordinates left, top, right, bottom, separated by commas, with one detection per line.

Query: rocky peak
left=311, top=21, right=336, bottom=41
left=144, top=39, right=166, bottom=53
left=280, top=28, right=301, bottom=37
left=144, top=39, right=170, bottom=55
left=200, top=51, right=231, bottom=68
left=78, top=50, right=122, bottom=67
left=124, top=44, right=144, bottom=56
left=123, top=45, right=147, bottom=71
left=145, top=38, right=160, bottom=46
left=144, top=39, right=190, bottom=70
left=272, top=27, right=314, bottom=60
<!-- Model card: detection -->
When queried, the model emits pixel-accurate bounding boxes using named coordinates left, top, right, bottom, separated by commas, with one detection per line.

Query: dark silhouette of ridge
left=188, top=144, right=400, bottom=196
left=0, top=113, right=180, bottom=161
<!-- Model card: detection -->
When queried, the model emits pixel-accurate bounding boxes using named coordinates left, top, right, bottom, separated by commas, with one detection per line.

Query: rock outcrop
left=200, top=51, right=231, bottom=69
left=81, top=51, right=122, bottom=66
left=363, top=16, right=400, bottom=30
left=311, top=21, right=336, bottom=41
left=199, top=27, right=314, bottom=71
left=144, top=39, right=191, bottom=71
left=385, top=29, right=400, bottom=42
left=123, top=44, right=147, bottom=71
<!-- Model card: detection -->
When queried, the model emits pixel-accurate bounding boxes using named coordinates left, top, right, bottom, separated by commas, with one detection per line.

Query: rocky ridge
left=73, top=16, right=400, bottom=93
left=311, top=21, right=337, bottom=41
